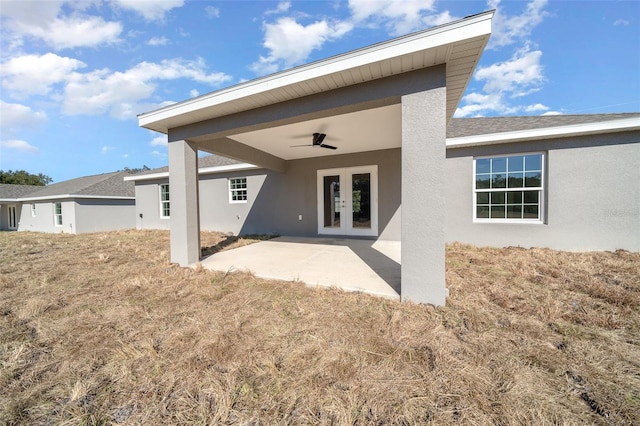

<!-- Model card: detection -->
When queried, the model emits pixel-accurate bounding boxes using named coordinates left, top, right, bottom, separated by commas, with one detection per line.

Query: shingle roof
left=0, top=184, right=42, bottom=200
left=133, top=154, right=242, bottom=177
left=20, top=171, right=135, bottom=199
left=447, top=113, right=640, bottom=138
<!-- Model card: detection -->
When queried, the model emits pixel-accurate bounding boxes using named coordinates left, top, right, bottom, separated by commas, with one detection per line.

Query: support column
left=169, top=139, right=200, bottom=266
left=401, top=85, right=447, bottom=306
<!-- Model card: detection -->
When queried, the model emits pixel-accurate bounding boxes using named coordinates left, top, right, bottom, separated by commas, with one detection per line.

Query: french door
left=317, top=165, right=378, bottom=237
left=7, top=205, right=17, bottom=230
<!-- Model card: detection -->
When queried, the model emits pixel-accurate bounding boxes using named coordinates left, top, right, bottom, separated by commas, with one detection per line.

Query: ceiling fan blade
left=320, top=144, right=337, bottom=150
left=290, top=144, right=312, bottom=147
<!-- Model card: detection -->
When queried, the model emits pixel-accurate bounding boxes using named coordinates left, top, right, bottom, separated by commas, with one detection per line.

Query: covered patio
left=137, top=11, right=493, bottom=306
left=201, top=236, right=401, bottom=299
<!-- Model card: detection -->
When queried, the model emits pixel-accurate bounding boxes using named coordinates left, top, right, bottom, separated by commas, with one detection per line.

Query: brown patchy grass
left=0, top=230, right=638, bottom=425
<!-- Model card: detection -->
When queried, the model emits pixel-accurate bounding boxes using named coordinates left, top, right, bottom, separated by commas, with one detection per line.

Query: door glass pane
left=351, top=173, right=371, bottom=229
left=8, top=206, right=17, bottom=228
left=323, top=175, right=340, bottom=228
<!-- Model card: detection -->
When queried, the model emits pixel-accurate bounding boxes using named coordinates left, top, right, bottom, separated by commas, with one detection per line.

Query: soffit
left=228, top=104, right=402, bottom=160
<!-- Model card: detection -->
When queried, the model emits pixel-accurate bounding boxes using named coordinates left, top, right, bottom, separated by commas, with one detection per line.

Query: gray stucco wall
left=136, top=131, right=639, bottom=252
left=136, top=148, right=402, bottom=239
left=74, top=199, right=135, bottom=233
left=445, top=130, right=640, bottom=251
left=134, top=179, right=171, bottom=230
left=15, top=199, right=134, bottom=234
left=17, top=200, right=76, bottom=233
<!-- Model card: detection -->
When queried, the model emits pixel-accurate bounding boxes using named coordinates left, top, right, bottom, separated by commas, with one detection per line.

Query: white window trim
left=54, top=202, right=63, bottom=227
left=472, top=152, right=545, bottom=224
left=228, top=177, right=248, bottom=204
left=159, top=184, right=170, bottom=219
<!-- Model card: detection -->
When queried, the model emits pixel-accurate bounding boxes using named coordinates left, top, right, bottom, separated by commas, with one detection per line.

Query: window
left=54, top=202, right=63, bottom=226
left=31, top=204, right=36, bottom=217
left=160, top=184, right=170, bottom=218
left=229, top=177, right=247, bottom=203
left=474, top=153, right=544, bottom=222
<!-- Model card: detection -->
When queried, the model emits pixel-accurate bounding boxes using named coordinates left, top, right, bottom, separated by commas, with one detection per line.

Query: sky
left=1, top=0, right=638, bottom=183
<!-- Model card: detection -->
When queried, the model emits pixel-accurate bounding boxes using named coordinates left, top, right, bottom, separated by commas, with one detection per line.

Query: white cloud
left=251, top=17, right=353, bottom=74
left=2, top=53, right=86, bottom=97
left=111, top=0, right=185, bottom=21
left=474, top=46, right=544, bottom=96
left=251, top=0, right=460, bottom=75
left=101, top=145, right=115, bottom=154
left=150, top=135, right=168, bottom=147
left=0, top=100, right=47, bottom=132
left=265, top=1, right=291, bottom=15
left=147, top=37, right=169, bottom=46
left=348, top=0, right=452, bottom=36
left=0, top=1, right=122, bottom=49
left=487, top=0, right=548, bottom=48
left=205, top=6, right=220, bottom=18
left=190, top=89, right=200, bottom=97
left=524, top=103, right=549, bottom=112
left=151, top=150, right=167, bottom=158
left=542, top=111, right=563, bottom=116
left=62, top=58, right=232, bottom=119
left=455, top=46, right=546, bottom=117
left=1, top=139, right=39, bottom=154
left=613, top=19, right=630, bottom=26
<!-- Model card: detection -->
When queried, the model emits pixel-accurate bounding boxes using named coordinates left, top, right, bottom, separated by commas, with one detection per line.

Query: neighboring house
left=0, top=184, right=41, bottom=231
left=0, top=171, right=136, bottom=233
left=135, top=11, right=640, bottom=306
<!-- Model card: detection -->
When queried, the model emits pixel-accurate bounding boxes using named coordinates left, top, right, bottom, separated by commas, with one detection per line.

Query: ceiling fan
left=291, top=133, right=337, bottom=150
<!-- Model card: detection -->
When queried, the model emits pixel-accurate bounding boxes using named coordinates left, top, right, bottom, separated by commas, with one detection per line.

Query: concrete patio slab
left=200, top=236, right=401, bottom=299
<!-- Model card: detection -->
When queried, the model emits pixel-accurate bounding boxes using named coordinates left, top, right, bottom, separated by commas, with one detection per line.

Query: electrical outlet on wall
left=298, top=214, right=303, bottom=221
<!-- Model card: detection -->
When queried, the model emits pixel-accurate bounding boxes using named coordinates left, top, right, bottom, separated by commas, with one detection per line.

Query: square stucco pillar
left=401, top=86, right=447, bottom=306
left=169, top=139, right=200, bottom=266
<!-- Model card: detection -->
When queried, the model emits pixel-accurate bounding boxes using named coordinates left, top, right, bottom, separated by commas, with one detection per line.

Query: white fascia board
left=123, top=163, right=260, bottom=182
left=138, top=11, right=493, bottom=130
left=446, top=117, right=640, bottom=148
left=17, top=195, right=135, bottom=202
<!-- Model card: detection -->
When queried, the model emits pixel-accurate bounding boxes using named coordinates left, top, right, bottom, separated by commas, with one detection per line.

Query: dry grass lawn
left=1, top=230, right=639, bottom=425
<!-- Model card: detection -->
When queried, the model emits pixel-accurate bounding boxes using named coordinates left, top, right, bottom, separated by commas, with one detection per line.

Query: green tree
left=121, top=165, right=151, bottom=174
left=0, top=170, right=53, bottom=186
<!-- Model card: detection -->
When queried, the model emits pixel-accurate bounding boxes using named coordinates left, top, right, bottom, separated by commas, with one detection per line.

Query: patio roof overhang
left=138, top=11, right=493, bottom=165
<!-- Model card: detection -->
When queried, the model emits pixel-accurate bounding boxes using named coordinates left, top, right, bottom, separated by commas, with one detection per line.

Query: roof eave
left=446, top=117, right=640, bottom=148
left=124, top=163, right=260, bottom=182
left=17, top=195, right=135, bottom=202
left=138, top=10, right=494, bottom=134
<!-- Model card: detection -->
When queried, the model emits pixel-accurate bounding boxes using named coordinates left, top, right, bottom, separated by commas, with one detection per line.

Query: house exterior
left=135, top=10, right=639, bottom=306
left=0, top=171, right=136, bottom=233
left=0, top=184, right=41, bottom=231
left=129, top=113, right=640, bottom=252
